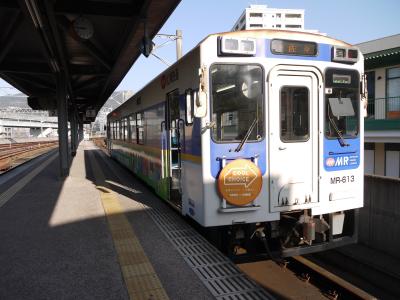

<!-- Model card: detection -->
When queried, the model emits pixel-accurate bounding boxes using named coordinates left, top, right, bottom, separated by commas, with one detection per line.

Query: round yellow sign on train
left=218, top=159, right=262, bottom=206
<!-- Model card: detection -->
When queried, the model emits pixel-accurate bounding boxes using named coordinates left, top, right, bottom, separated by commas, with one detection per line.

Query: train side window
left=185, top=89, right=194, bottom=125
left=129, top=115, right=136, bottom=142
left=116, top=120, right=121, bottom=140
left=136, top=112, right=144, bottom=144
left=123, top=118, right=128, bottom=141
left=280, top=86, right=309, bottom=142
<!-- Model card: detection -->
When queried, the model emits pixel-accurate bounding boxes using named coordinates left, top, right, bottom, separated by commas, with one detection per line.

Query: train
left=107, top=29, right=366, bottom=258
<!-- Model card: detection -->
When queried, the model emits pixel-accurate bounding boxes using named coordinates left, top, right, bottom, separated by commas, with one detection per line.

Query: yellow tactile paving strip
left=97, top=186, right=169, bottom=300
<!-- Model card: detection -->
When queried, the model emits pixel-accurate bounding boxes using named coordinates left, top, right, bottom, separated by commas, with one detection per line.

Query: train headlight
left=219, top=36, right=257, bottom=56
left=332, top=46, right=359, bottom=63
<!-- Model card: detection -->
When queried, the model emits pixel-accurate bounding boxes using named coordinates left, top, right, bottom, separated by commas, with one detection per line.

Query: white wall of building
left=364, top=150, right=375, bottom=174
left=231, top=4, right=321, bottom=34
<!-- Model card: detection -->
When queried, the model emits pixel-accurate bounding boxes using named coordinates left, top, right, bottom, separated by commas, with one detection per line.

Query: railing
left=367, top=96, right=400, bottom=120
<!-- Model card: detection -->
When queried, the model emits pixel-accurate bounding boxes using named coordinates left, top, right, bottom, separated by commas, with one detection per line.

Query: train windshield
left=210, top=64, right=264, bottom=142
left=325, top=69, right=359, bottom=139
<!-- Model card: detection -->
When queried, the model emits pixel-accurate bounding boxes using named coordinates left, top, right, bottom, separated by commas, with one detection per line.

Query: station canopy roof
left=0, top=0, right=180, bottom=123
left=357, top=34, right=400, bottom=70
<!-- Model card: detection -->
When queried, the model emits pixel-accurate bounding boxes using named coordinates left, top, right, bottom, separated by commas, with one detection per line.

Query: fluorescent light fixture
left=216, top=84, right=235, bottom=93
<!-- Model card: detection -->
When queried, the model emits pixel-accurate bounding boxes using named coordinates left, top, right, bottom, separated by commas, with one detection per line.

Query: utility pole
left=150, top=29, right=183, bottom=66
left=176, top=29, right=182, bottom=60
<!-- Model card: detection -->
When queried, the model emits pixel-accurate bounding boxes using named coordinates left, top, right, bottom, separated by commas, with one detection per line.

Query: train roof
left=109, top=29, right=355, bottom=118
left=203, top=29, right=353, bottom=47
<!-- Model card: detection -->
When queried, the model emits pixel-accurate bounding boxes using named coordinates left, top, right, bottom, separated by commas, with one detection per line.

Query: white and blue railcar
left=107, top=29, right=365, bottom=257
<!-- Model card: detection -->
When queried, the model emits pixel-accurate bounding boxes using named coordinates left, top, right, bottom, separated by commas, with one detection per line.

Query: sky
left=1, top=0, right=399, bottom=96
left=116, top=0, right=400, bottom=93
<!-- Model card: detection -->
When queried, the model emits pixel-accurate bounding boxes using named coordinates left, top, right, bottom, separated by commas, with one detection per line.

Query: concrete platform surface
left=0, top=141, right=250, bottom=299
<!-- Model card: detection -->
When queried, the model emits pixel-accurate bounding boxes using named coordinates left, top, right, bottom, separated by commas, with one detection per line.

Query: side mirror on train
left=194, top=90, right=207, bottom=118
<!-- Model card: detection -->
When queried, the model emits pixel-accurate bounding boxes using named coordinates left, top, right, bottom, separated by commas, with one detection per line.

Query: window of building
left=285, top=24, right=302, bottom=28
left=386, top=67, right=400, bottom=113
left=276, top=24, right=281, bottom=28
left=276, top=13, right=281, bottom=18
left=280, top=87, right=309, bottom=142
left=249, top=13, right=262, bottom=17
left=285, top=13, right=302, bottom=18
left=249, top=24, right=263, bottom=28
left=366, top=71, right=375, bottom=100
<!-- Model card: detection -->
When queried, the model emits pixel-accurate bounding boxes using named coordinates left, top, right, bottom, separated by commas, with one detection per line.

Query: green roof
left=364, top=47, right=400, bottom=60
left=364, top=47, right=400, bottom=70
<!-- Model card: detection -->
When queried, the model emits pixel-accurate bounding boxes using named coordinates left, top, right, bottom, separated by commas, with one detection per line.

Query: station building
left=358, top=34, right=400, bottom=177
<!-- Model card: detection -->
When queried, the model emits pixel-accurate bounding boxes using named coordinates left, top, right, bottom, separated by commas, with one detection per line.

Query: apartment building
left=232, top=4, right=319, bottom=34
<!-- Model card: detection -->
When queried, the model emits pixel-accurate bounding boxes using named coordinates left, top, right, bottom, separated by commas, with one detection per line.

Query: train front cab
left=193, top=33, right=365, bottom=258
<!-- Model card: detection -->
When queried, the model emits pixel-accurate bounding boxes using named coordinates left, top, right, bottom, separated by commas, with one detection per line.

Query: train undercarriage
left=202, top=209, right=358, bottom=262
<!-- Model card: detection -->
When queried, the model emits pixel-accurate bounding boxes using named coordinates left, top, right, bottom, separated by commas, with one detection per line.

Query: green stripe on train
left=111, top=149, right=169, bottom=202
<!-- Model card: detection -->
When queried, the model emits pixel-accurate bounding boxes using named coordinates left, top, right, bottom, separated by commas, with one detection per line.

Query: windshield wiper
left=328, top=114, right=349, bottom=147
left=235, top=118, right=258, bottom=152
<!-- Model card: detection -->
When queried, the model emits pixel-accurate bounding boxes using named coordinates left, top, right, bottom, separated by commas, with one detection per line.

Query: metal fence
left=367, top=96, right=400, bottom=120
left=359, top=175, right=400, bottom=259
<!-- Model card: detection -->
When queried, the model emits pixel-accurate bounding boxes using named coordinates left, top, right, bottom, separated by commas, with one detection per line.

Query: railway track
left=238, top=255, right=377, bottom=299
left=308, top=249, right=400, bottom=300
left=0, top=140, right=58, bottom=172
left=288, top=256, right=376, bottom=299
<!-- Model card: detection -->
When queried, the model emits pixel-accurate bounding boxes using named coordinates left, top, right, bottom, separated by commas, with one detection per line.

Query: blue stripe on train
left=323, top=137, right=360, bottom=171
left=210, top=139, right=267, bottom=178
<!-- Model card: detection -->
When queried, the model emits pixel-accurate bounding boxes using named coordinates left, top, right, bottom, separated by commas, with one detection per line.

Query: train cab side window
left=129, top=115, right=136, bottom=142
left=136, top=112, right=144, bottom=144
left=185, top=89, right=194, bottom=125
left=280, top=86, right=310, bottom=142
left=211, top=64, right=264, bottom=142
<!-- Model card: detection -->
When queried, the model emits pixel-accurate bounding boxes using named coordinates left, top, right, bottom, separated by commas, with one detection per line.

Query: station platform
left=0, top=141, right=273, bottom=300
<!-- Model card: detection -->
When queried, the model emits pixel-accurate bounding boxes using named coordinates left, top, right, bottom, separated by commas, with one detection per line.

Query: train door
left=164, top=89, right=182, bottom=207
left=269, top=68, right=319, bottom=212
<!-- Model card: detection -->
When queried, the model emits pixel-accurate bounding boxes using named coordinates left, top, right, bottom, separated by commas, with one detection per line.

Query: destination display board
left=271, top=39, right=317, bottom=56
